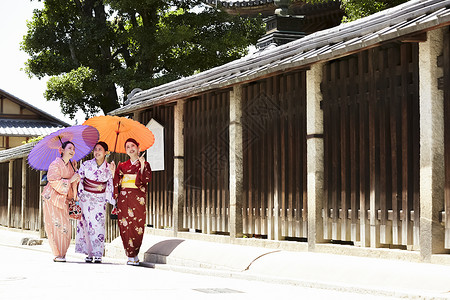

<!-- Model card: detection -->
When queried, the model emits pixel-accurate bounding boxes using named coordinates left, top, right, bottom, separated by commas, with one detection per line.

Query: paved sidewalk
left=107, top=234, right=450, bottom=299
left=2, top=227, right=450, bottom=299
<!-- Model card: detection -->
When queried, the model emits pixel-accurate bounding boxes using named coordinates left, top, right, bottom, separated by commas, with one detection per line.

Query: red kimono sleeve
left=135, top=162, right=152, bottom=188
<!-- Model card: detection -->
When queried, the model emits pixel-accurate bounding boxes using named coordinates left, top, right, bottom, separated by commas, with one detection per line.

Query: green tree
left=341, top=0, right=408, bottom=22
left=22, top=0, right=264, bottom=119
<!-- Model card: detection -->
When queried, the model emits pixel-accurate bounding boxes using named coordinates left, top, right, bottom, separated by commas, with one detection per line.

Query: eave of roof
left=109, top=0, right=450, bottom=116
left=0, top=119, right=64, bottom=137
left=203, top=0, right=340, bottom=17
left=213, top=0, right=274, bottom=4
left=0, top=141, right=36, bottom=163
left=203, top=0, right=275, bottom=7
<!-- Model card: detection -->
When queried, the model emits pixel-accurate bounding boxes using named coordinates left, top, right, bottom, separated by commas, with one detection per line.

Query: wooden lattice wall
left=242, top=70, right=307, bottom=239
left=184, top=91, right=230, bottom=234
left=322, top=42, right=420, bottom=247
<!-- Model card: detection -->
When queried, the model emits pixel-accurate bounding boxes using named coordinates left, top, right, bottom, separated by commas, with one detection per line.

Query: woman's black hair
left=124, top=138, right=139, bottom=148
left=60, top=141, right=75, bottom=157
left=95, top=141, right=109, bottom=152
left=61, top=141, right=75, bottom=149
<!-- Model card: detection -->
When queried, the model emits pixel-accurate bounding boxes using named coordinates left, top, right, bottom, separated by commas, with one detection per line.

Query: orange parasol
left=82, top=116, right=155, bottom=153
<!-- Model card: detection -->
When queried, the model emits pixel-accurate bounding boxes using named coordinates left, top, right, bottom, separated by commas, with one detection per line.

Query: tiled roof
left=0, top=119, right=63, bottom=137
left=109, top=0, right=450, bottom=116
left=0, top=141, right=35, bottom=163
left=203, top=0, right=274, bottom=6
left=202, top=0, right=306, bottom=17
left=202, top=0, right=336, bottom=11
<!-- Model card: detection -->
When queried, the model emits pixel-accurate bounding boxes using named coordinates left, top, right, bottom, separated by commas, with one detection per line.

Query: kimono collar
left=57, top=156, right=70, bottom=166
left=95, top=158, right=107, bottom=169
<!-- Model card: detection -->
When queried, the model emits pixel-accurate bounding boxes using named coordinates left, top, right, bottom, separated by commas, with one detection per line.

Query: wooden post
left=132, top=110, right=141, bottom=122
left=273, top=137, right=282, bottom=240
left=173, top=100, right=185, bottom=236
left=444, top=28, right=450, bottom=253
left=306, top=63, right=325, bottom=250
left=368, top=50, right=380, bottom=248
left=419, top=27, right=446, bottom=260
left=21, top=159, right=27, bottom=230
left=7, top=160, right=13, bottom=228
left=229, top=84, right=244, bottom=239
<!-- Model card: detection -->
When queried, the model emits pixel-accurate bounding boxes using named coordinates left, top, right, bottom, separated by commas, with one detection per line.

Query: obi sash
left=121, top=174, right=138, bottom=189
left=83, top=177, right=107, bottom=194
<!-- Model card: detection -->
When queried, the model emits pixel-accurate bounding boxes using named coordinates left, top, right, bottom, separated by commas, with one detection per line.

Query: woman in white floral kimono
left=75, top=141, right=116, bottom=263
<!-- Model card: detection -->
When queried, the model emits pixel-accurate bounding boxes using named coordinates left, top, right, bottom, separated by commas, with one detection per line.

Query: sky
left=0, top=1, right=84, bottom=125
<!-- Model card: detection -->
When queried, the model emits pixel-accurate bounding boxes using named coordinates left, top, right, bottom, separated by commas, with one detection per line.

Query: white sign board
left=146, top=119, right=165, bottom=171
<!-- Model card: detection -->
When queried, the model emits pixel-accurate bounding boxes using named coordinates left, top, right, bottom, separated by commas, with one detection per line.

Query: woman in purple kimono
left=75, top=141, right=116, bottom=263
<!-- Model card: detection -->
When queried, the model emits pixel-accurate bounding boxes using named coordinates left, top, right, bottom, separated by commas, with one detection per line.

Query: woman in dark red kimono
left=113, top=138, right=152, bottom=265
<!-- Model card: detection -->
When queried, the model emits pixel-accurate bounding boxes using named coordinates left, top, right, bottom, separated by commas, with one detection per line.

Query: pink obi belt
left=83, top=177, right=107, bottom=194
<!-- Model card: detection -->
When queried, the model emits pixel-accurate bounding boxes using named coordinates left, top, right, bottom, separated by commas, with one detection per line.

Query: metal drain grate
left=193, top=288, right=244, bottom=294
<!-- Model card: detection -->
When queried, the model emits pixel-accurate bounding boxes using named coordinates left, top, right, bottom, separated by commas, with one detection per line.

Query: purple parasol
left=27, top=125, right=99, bottom=171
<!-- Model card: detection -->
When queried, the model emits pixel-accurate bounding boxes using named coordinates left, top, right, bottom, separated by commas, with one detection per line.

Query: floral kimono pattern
left=42, top=157, right=77, bottom=258
left=113, top=159, right=152, bottom=257
left=75, top=158, right=115, bottom=258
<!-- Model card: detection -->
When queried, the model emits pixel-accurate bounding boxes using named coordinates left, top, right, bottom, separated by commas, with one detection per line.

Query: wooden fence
left=322, top=41, right=420, bottom=248
left=0, top=162, right=9, bottom=226
left=141, top=105, right=175, bottom=230
left=2, top=32, right=450, bottom=254
left=184, top=91, right=230, bottom=234
left=242, top=70, right=307, bottom=240
left=24, top=161, right=41, bottom=231
left=0, top=159, right=41, bottom=231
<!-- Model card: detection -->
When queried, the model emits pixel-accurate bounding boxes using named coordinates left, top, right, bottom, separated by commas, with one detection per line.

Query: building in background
left=0, top=89, right=69, bottom=150
left=203, top=0, right=344, bottom=48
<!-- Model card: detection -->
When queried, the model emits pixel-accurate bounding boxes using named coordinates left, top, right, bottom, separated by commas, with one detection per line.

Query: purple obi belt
left=83, top=177, right=107, bottom=194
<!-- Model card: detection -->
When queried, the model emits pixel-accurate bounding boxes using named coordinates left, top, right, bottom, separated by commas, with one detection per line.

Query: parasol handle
left=69, top=160, right=77, bottom=173
left=113, top=121, right=121, bottom=153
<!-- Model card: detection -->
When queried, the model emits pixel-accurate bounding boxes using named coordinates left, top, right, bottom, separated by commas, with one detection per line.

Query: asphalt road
left=0, top=245, right=396, bottom=300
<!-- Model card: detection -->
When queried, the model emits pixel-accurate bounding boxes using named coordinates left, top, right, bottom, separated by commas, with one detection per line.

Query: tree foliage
left=341, top=0, right=408, bottom=22
left=22, top=0, right=265, bottom=119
